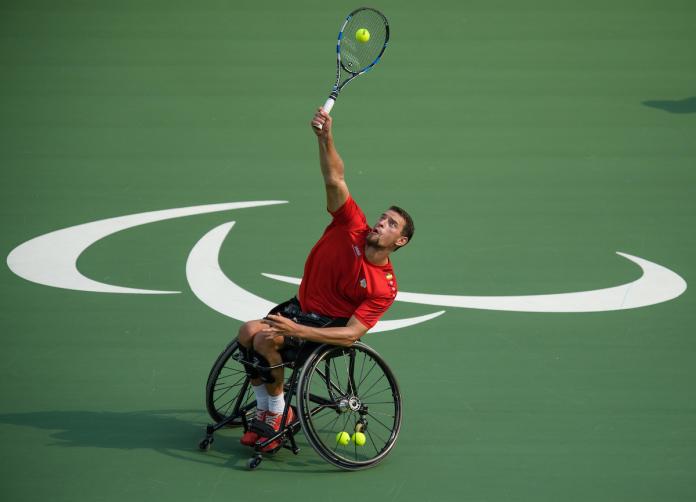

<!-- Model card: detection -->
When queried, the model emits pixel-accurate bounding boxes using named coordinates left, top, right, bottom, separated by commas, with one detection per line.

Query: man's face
left=366, top=210, right=409, bottom=251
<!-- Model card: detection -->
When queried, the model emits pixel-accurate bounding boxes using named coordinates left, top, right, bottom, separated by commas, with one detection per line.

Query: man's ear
left=395, top=236, right=409, bottom=248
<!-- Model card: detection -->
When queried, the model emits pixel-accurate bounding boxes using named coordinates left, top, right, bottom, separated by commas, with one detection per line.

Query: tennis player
left=236, top=108, right=414, bottom=451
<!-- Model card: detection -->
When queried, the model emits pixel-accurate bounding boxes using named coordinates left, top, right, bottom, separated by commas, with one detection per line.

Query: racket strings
left=340, top=10, right=388, bottom=75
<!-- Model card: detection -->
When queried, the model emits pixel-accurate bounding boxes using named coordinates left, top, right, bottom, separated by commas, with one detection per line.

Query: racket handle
left=315, top=97, right=336, bottom=130
left=322, top=97, right=335, bottom=114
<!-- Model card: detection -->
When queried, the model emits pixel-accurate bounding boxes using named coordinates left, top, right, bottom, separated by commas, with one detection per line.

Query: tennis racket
left=315, top=7, right=390, bottom=129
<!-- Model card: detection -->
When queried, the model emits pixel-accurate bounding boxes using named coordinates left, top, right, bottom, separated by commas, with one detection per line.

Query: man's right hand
left=311, top=108, right=332, bottom=138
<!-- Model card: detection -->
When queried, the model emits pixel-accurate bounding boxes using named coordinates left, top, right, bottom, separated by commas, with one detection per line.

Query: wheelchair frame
left=199, top=338, right=402, bottom=471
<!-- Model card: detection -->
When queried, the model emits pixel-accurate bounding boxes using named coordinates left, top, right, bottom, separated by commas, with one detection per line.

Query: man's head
left=366, top=206, right=415, bottom=253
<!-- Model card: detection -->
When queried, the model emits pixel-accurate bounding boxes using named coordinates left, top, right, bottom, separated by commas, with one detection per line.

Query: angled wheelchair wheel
left=205, top=339, right=256, bottom=424
left=297, top=342, right=402, bottom=470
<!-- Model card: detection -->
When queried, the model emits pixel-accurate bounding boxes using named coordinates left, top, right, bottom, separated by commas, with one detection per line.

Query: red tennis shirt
left=298, top=196, right=397, bottom=329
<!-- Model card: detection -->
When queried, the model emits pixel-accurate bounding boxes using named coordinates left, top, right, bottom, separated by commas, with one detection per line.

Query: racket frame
left=321, top=7, right=390, bottom=115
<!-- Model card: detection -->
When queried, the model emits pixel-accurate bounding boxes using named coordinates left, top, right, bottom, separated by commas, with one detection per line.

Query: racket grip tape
left=322, top=97, right=335, bottom=114
left=315, top=97, right=336, bottom=130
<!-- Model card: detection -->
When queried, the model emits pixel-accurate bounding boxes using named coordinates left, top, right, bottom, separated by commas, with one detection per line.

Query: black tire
left=297, top=342, right=402, bottom=470
left=205, top=339, right=256, bottom=424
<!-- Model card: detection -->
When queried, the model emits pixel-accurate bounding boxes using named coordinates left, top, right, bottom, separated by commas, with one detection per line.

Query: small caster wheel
left=198, top=437, right=213, bottom=451
left=247, top=455, right=262, bottom=470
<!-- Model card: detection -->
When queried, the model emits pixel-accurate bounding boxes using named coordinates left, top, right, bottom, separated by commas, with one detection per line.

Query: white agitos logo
left=6, top=201, right=688, bottom=332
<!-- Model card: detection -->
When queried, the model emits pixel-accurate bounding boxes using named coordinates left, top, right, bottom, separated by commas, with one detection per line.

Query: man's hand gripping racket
left=311, top=108, right=333, bottom=135
left=313, top=7, right=390, bottom=130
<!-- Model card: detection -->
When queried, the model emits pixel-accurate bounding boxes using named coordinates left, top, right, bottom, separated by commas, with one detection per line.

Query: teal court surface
left=1, top=1, right=695, bottom=501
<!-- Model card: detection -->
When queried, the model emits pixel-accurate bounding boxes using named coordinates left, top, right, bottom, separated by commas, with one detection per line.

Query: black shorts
left=267, top=297, right=348, bottom=363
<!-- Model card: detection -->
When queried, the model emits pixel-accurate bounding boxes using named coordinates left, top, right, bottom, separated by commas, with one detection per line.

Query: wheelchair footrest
left=249, top=419, right=276, bottom=437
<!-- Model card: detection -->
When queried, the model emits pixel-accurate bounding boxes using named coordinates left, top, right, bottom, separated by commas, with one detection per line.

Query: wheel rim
left=206, top=342, right=256, bottom=423
left=299, top=344, right=401, bottom=469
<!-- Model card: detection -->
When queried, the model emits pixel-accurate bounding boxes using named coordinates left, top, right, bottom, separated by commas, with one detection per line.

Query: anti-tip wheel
left=198, top=437, right=213, bottom=451
left=247, top=455, right=262, bottom=470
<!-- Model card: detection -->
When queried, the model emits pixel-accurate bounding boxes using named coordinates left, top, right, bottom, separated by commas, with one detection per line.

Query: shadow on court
left=0, top=409, right=331, bottom=472
left=643, top=96, right=696, bottom=113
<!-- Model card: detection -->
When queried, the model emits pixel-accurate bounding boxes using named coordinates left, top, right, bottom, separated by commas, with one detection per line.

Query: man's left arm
left=262, top=315, right=368, bottom=347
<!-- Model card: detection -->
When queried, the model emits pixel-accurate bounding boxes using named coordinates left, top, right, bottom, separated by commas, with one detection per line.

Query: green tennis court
left=2, top=1, right=695, bottom=500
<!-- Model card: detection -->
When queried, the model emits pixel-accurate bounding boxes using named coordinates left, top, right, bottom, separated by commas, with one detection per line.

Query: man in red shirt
left=236, top=108, right=414, bottom=451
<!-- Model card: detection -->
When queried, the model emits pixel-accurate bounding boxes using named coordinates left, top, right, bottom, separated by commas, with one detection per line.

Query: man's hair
left=389, top=205, right=414, bottom=251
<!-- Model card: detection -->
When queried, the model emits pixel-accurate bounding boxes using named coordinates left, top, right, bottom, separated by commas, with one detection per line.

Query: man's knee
left=253, top=331, right=282, bottom=357
left=238, top=320, right=262, bottom=347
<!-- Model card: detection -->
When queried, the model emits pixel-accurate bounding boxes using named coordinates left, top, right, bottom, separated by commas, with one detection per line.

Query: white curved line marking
left=186, top=222, right=445, bottom=332
left=262, top=252, right=687, bottom=312
left=186, top=222, right=275, bottom=320
left=261, top=273, right=303, bottom=286
left=369, top=311, right=446, bottom=333
left=6, top=201, right=287, bottom=294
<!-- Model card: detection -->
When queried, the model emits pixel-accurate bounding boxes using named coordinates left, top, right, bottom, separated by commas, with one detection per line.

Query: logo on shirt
left=360, top=278, right=367, bottom=288
left=352, top=245, right=362, bottom=257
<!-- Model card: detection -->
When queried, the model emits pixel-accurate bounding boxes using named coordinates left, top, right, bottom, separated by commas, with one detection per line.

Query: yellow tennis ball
left=356, top=28, right=370, bottom=43
left=336, top=431, right=350, bottom=445
left=351, top=432, right=366, bottom=446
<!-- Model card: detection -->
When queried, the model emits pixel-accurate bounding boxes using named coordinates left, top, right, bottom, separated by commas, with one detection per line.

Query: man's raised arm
left=311, top=108, right=350, bottom=212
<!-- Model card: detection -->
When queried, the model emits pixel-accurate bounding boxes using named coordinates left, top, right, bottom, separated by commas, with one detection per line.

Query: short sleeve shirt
left=298, top=197, right=397, bottom=329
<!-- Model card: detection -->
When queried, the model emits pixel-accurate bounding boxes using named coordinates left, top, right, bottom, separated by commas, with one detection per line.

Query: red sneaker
left=257, top=408, right=295, bottom=453
left=240, top=410, right=265, bottom=447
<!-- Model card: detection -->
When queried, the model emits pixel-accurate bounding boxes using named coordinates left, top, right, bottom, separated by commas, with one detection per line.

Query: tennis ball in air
left=336, top=431, right=351, bottom=445
left=351, top=432, right=366, bottom=446
left=356, top=28, right=370, bottom=43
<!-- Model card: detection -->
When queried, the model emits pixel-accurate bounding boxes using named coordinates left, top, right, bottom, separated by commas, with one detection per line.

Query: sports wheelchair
left=198, top=333, right=402, bottom=470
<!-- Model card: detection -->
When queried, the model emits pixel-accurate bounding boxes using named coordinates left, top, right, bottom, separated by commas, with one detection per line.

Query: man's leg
left=252, top=331, right=294, bottom=452
left=237, top=320, right=272, bottom=446
left=251, top=331, right=285, bottom=395
left=237, top=319, right=269, bottom=383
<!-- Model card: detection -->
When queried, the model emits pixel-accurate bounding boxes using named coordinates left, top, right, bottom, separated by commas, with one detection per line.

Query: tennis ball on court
left=356, top=28, right=370, bottom=43
left=351, top=432, right=366, bottom=446
left=336, top=431, right=351, bottom=445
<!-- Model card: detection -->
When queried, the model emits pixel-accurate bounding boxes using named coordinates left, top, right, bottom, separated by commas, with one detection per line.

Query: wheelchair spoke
left=360, top=384, right=393, bottom=402
left=357, top=372, right=387, bottom=401
left=213, top=389, right=239, bottom=409
left=332, top=356, right=346, bottom=396
left=214, top=394, right=235, bottom=412
left=218, top=366, right=245, bottom=377
left=310, top=406, right=341, bottom=426
left=217, top=369, right=247, bottom=383
left=357, top=349, right=368, bottom=392
left=213, top=373, right=246, bottom=391
left=298, top=342, right=402, bottom=470
left=356, top=357, right=379, bottom=393
left=365, top=410, right=395, bottom=420
left=307, top=393, right=337, bottom=408
left=213, top=374, right=247, bottom=401
left=314, top=366, right=347, bottom=399
left=366, top=419, right=391, bottom=447
left=214, top=389, right=251, bottom=417
left=331, top=413, right=354, bottom=453
left=306, top=403, right=338, bottom=423
left=365, top=410, right=394, bottom=435
left=366, top=427, right=386, bottom=453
